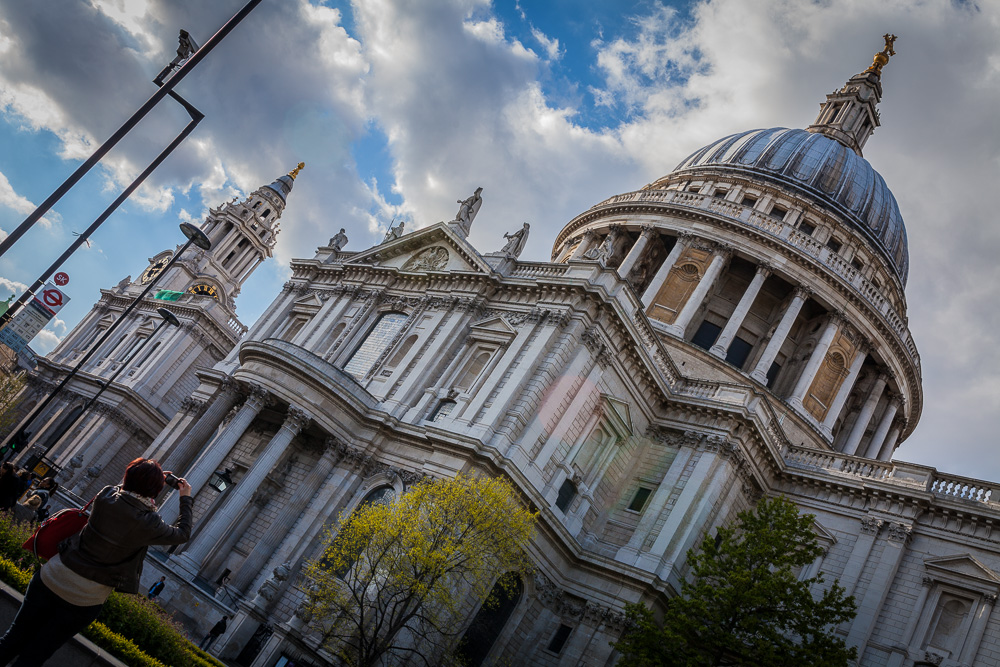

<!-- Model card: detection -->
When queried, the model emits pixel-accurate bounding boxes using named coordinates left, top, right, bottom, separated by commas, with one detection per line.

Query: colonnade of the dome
left=552, top=172, right=921, bottom=460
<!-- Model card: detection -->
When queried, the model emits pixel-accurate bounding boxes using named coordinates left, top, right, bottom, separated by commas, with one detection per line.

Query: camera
left=164, top=473, right=180, bottom=489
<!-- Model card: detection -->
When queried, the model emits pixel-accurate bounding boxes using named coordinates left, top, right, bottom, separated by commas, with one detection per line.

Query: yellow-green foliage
left=0, top=511, right=44, bottom=572
left=304, top=473, right=537, bottom=667
left=82, top=622, right=167, bottom=667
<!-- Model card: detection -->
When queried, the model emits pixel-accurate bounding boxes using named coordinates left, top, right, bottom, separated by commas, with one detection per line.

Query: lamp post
left=208, top=469, right=235, bottom=493
left=1, top=223, right=211, bottom=461
left=0, top=0, right=264, bottom=263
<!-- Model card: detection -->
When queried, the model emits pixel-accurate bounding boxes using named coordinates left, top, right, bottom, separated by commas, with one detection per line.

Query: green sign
left=154, top=290, right=184, bottom=302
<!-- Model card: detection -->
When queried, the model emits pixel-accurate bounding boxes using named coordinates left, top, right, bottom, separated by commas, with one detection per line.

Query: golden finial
left=288, top=162, right=305, bottom=179
left=865, top=33, right=897, bottom=76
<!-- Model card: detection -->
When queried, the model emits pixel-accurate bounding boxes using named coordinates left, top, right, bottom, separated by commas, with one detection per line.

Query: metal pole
left=0, top=111, right=202, bottom=330
left=37, top=309, right=180, bottom=460
left=0, top=223, right=210, bottom=459
left=0, top=0, right=264, bottom=260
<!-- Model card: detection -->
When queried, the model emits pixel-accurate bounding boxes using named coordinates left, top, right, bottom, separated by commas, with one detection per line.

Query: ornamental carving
left=533, top=572, right=627, bottom=631
left=860, top=516, right=884, bottom=535
left=401, top=246, right=449, bottom=272
left=886, top=522, right=912, bottom=544
left=179, top=397, right=204, bottom=415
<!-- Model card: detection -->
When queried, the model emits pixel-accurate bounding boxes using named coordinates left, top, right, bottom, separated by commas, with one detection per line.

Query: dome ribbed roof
left=669, top=127, right=908, bottom=284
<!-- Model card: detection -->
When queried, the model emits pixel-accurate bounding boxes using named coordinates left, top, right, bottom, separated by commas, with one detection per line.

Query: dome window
left=851, top=257, right=865, bottom=271
left=262, top=209, right=271, bottom=219
left=798, top=220, right=816, bottom=236
left=769, top=205, right=788, bottom=220
left=687, top=185, right=701, bottom=193
left=741, top=195, right=758, bottom=208
left=712, top=187, right=728, bottom=199
left=252, top=201, right=261, bottom=210
left=826, top=237, right=843, bottom=253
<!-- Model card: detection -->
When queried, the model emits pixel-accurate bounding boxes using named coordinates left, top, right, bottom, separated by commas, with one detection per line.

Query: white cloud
left=531, top=27, right=560, bottom=61
left=0, top=170, right=61, bottom=228
left=0, top=276, right=26, bottom=296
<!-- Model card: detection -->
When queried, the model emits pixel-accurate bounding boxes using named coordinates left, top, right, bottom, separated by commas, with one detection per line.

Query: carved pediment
left=602, top=395, right=633, bottom=437
left=291, top=293, right=324, bottom=315
left=811, top=521, right=837, bottom=546
left=924, top=554, right=1000, bottom=590
left=468, top=316, right=517, bottom=345
left=344, top=222, right=494, bottom=275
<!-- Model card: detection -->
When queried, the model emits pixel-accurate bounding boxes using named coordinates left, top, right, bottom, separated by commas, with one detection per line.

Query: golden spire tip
left=289, top=162, right=305, bottom=179
left=865, top=33, right=897, bottom=76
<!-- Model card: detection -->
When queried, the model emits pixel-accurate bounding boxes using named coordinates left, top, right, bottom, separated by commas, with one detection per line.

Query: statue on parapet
left=382, top=219, right=405, bottom=244
left=500, top=222, right=530, bottom=258
left=451, top=187, right=483, bottom=237
left=329, top=228, right=348, bottom=251
left=584, top=234, right=615, bottom=265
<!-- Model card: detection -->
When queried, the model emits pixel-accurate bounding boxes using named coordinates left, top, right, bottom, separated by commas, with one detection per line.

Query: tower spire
left=805, top=35, right=898, bottom=157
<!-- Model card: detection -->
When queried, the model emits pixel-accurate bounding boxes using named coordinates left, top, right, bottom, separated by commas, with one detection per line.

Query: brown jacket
left=59, top=485, right=193, bottom=593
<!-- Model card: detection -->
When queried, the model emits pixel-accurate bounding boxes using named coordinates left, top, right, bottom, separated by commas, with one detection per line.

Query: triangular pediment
left=925, top=554, right=1000, bottom=587
left=468, top=316, right=517, bottom=344
left=602, top=395, right=634, bottom=436
left=343, top=222, right=494, bottom=275
left=811, top=521, right=837, bottom=545
left=291, top=293, right=324, bottom=314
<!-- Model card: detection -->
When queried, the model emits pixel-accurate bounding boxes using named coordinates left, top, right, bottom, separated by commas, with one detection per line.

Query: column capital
left=244, top=384, right=270, bottom=411
left=282, top=406, right=311, bottom=436
left=860, top=515, right=884, bottom=535
left=826, top=310, right=846, bottom=327
left=791, top=285, right=813, bottom=300
left=638, top=224, right=658, bottom=239
left=754, top=262, right=773, bottom=278
left=218, top=375, right=240, bottom=397
left=885, top=522, right=912, bottom=545
left=582, top=229, right=598, bottom=240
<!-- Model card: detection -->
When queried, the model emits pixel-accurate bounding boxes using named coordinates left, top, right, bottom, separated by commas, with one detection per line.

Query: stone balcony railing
left=587, top=189, right=920, bottom=373
left=783, top=443, right=1000, bottom=507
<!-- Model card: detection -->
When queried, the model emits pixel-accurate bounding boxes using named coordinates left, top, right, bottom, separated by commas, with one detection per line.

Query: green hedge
left=0, top=512, right=226, bottom=667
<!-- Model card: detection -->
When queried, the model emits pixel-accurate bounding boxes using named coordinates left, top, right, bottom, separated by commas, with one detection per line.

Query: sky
left=0, top=0, right=998, bottom=481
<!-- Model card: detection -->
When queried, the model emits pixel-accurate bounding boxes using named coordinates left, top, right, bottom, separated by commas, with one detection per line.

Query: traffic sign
left=54, top=272, right=69, bottom=286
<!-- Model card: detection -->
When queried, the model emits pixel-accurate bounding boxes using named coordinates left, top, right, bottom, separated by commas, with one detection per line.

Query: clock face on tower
left=140, top=256, right=170, bottom=284
left=187, top=283, right=219, bottom=299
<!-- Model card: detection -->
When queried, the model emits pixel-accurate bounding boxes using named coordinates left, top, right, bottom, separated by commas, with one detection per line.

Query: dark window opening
left=851, top=258, right=864, bottom=271
left=555, top=479, right=576, bottom=512
left=456, top=574, right=523, bottom=667
left=769, top=205, right=787, bottom=220
left=547, top=625, right=573, bottom=654
left=252, top=201, right=261, bottom=210
left=627, top=487, right=652, bottom=512
left=691, top=320, right=722, bottom=351
left=134, top=342, right=161, bottom=369
left=826, top=237, right=842, bottom=253
left=713, top=188, right=728, bottom=199
left=262, top=209, right=271, bottom=219
left=741, top=195, right=758, bottom=208
left=765, top=361, right=781, bottom=387
left=798, top=221, right=816, bottom=236
left=725, top=336, right=754, bottom=369
left=223, top=250, right=237, bottom=267
left=687, top=186, right=701, bottom=193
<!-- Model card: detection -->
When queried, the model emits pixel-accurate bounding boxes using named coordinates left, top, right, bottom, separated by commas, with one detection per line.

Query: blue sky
left=1, top=0, right=999, bottom=480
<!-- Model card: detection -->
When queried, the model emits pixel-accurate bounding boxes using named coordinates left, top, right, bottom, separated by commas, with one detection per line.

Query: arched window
left=429, top=400, right=456, bottom=423
left=323, top=322, right=347, bottom=355
left=456, top=350, right=491, bottom=391
left=331, top=485, right=397, bottom=578
left=43, top=405, right=84, bottom=450
left=262, top=209, right=271, bottom=219
left=134, top=342, right=161, bottom=369
left=387, top=335, right=418, bottom=368
left=281, top=318, right=307, bottom=343
left=456, top=574, right=523, bottom=667
left=343, top=312, right=408, bottom=379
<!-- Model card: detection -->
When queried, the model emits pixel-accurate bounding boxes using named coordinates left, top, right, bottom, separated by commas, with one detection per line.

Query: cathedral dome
left=663, top=127, right=908, bottom=284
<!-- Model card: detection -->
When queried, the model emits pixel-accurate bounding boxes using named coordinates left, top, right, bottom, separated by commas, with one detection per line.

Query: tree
left=614, top=496, right=857, bottom=667
left=302, top=473, right=537, bottom=667
left=0, top=370, right=25, bottom=435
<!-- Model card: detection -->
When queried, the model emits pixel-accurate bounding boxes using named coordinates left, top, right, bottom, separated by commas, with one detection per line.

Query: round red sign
left=42, top=289, right=63, bottom=308
left=54, top=272, right=69, bottom=286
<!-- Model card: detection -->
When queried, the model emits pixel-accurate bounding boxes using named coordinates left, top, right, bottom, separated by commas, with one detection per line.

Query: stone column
left=174, top=406, right=310, bottom=577
left=160, top=385, right=269, bottom=524
left=749, top=287, right=809, bottom=384
left=864, top=396, right=900, bottom=459
left=229, top=439, right=342, bottom=594
left=667, top=246, right=729, bottom=337
left=710, top=264, right=770, bottom=358
left=158, top=378, right=240, bottom=478
left=786, top=313, right=842, bottom=411
left=876, top=423, right=902, bottom=462
left=838, top=515, right=884, bottom=598
left=845, top=523, right=911, bottom=657
left=820, top=344, right=868, bottom=438
left=570, top=230, right=598, bottom=260
left=616, top=226, right=656, bottom=279
left=641, top=235, right=688, bottom=307
left=841, top=374, right=887, bottom=456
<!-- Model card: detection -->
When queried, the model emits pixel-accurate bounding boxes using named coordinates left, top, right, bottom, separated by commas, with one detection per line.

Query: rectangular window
left=798, top=221, right=816, bottom=236
left=741, top=195, right=758, bottom=208
left=343, top=312, right=409, bottom=379
left=713, top=188, right=728, bottom=199
left=765, top=361, right=781, bottom=387
left=547, top=624, right=573, bottom=654
left=627, top=487, right=652, bottom=512
left=851, top=258, right=865, bottom=271
left=687, top=185, right=701, bottom=193
left=690, top=320, right=722, bottom=351
left=826, top=237, right=842, bottom=253
left=555, top=479, right=576, bottom=512
left=725, top=336, right=754, bottom=369
left=769, top=205, right=787, bottom=220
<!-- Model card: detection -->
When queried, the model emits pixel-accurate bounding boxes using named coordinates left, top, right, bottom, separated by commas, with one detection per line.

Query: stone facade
left=29, top=52, right=1000, bottom=667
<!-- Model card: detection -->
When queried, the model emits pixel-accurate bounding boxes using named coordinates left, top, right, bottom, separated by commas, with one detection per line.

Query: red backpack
left=22, top=497, right=94, bottom=561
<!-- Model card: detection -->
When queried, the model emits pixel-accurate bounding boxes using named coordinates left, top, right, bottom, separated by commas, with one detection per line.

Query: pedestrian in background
left=199, top=616, right=228, bottom=651
left=147, top=576, right=166, bottom=600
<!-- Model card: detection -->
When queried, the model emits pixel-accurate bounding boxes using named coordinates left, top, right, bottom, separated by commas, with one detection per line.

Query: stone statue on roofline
left=382, top=219, right=405, bottom=244
left=500, top=222, right=530, bottom=258
left=450, top=187, right=483, bottom=238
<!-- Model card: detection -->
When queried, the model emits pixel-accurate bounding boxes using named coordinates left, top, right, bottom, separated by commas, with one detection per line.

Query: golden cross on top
left=865, top=34, right=898, bottom=75
left=288, top=162, right=306, bottom=179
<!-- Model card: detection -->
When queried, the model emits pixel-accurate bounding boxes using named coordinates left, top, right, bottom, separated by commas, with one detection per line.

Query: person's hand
left=176, top=478, right=192, bottom=497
